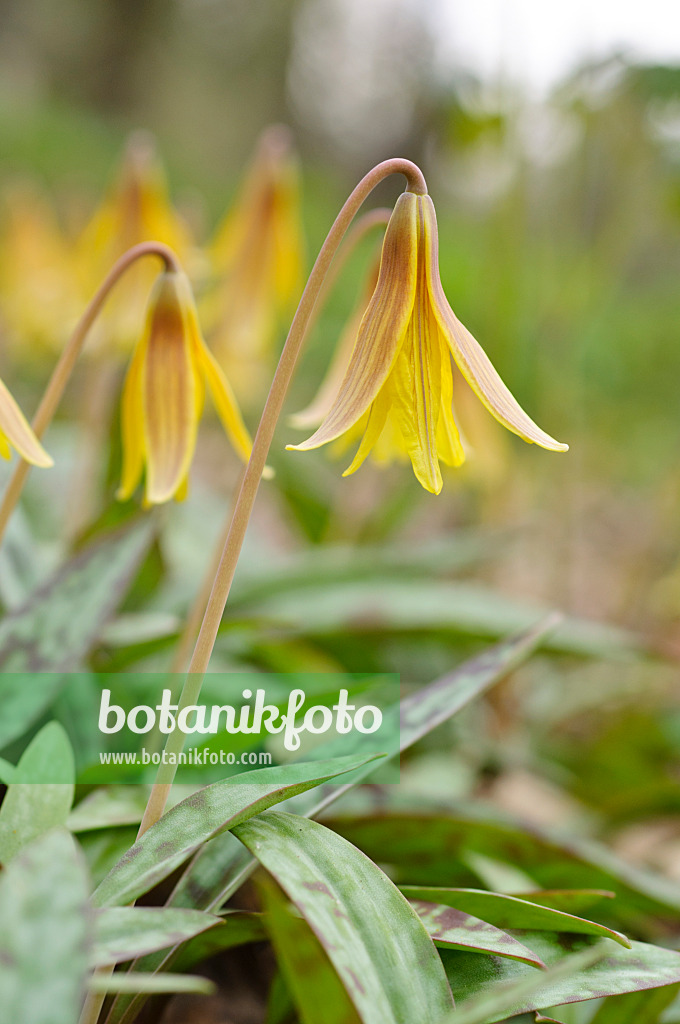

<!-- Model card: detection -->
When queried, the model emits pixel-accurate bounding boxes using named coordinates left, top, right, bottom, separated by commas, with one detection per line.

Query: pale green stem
left=137, top=159, right=427, bottom=838
left=0, top=241, right=181, bottom=545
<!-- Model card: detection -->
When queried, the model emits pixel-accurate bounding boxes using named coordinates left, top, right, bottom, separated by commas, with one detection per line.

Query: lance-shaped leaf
left=92, top=907, right=222, bottom=966
left=105, top=621, right=558, bottom=1024
left=441, top=933, right=680, bottom=1022
left=410, top=900, right=546, bottom=966
left=0, top=721, right=74, bottom=863
left=259, top=876, right=360, bottom=1024
left=588, top=983, right=680, bottom=1023
left=439, top=943, right=609, bottom=1024
left=173, top=911, right=266, bottom=972
left=0, top=829, right=91, bottom=1024
left=89, top=973, right=214, bottom=995
left=401, top=888, right=630, bottom=947
left=327, top=811, right=680, bottom=926
left=93, top=754, right=383, bottom=907
left=0, top=518, right=155, bottom=747
left=233, top=811, right=454, bottom=1024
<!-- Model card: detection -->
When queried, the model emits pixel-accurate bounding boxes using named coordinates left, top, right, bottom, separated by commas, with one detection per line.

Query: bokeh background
left=1, top=0, right=680, bottom=897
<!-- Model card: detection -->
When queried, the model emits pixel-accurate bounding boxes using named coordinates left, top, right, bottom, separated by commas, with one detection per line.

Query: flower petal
left=142, top=274, right=198, bottom=504
left=0, top=377, right=53, bottom=467
left=422, top=196, right=568, bottom=453
left=342, top=388, right=391, bottom=477
left=116, top=335, right=147, bottom=500
left=288, top=191, right=418, bottom=452
left=437, top=342, right=466, bottom=468
left=386, top=204, right=443, bottom=494
left=290, top=256, right=380, bottom=430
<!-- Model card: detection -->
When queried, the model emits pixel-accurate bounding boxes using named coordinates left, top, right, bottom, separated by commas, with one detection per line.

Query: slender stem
left=137, top=159, right=427, bottom=836
left=0, top=241, right=181, bottom=545
left=166, top=207, right=391, bottom=680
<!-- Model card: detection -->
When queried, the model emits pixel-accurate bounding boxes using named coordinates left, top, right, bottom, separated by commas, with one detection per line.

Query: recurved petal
left=0, top=377, right=53, bottom=467
left=142, top=273, right=199, bottom=504
left=196, top=337, right=253, bottom=464
left=289, top=191, right=418, bottom=452
left=421, top=196, right=568, bottom=453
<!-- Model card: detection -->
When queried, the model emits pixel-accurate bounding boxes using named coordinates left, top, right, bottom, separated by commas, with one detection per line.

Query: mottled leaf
left=439, top=943, right=609, bottom=1024
left=259, top=876, right=360, bottom=1024
left=0, top=829, right=91, bottom=1024
left=401, top=888, right=629, bottom=947
left=411, top=900, right=546, bottom=966
left=172, top=911, right=267, bottom=972
left=93, top=754, right=383, bottom=907
left=0, top=519, right=155, bottom=747
left=326, top=811, right=680, bottom=926
left=92, top=907, right=222, bottom=966
left=233, top=811, right=454, bottom=1024
left=442, top=933, right=680, bottom=1021
left=0, top=721, right=74, bottom=863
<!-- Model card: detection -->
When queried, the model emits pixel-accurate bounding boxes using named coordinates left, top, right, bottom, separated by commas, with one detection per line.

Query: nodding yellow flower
left=206, top=125, right=305, bottom=400
left=117, top=270, right=252, bottom=506
left=77, top=132, right=193, bottom=352
left=0, top=184, right=82, bottom=358
left=288, top=191, right=567, bottom=494
left=0, top=377, right=52, bottom=467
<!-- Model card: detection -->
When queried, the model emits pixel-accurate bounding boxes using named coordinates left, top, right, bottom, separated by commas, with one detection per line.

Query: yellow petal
left=437, top=340, right=465, bottom=468
left=116, top=335, right=147, bottom=500
left=342, top=388, right=391, bottom=477
left=0, top=377, right=53, bottom=467
left=0, top=429, right=11, bottom=460
left=387, top=206, right=443, bottom=494
left=142, top=274, right=198, bottom=504
left=421, top=196, right=568, bottom=453
left=288, top=192, right=418, bottom=452
left=290, top=255, right=380, bottom=430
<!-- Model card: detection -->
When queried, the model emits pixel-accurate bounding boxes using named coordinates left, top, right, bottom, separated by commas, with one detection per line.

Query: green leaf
left=172, top=911, right=267, bottom=971
left=0, top=519, right=155, bottom=747
left=171, top=621, right=558, bottom=919
left=233, top=811, right=454, bottom=1024
left=400, top=888, right=630, bottom=947
left=237, top=580, right=637, bottom=657
left=88, top=972, right=215, bottom=995
left=92, top=907, right=222, bottom=966
left=259, top=876, right=360, bottom=1024
left=0, top=829, right=91, bottom=1023
left=410, top=900, right=546, bottom=966
left=327, top=811, right=680, bottom=926
left=442, top=934, right=680, bottom=1021
left=93, top=754, right=383, bottom=907
left=439, top=943, right=609, bottom=1024
left=0, top=721, right=75, bottom=863
left=588, top=983, right=680, bottom=1023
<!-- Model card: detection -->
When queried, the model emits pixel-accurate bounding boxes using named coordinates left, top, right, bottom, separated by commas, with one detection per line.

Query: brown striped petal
left=0, top=376, right=53, bottom=467
left=288, top=191, right=418, bottom=452
left=141, top=273, right=198, bottom=504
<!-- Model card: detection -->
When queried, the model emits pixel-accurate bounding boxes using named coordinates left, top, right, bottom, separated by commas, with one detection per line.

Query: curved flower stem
left=0, top=241, right=181, bottom=545
left=138, top=158, right=427, bottom=836
left=167, top=206, right=392, bottom=680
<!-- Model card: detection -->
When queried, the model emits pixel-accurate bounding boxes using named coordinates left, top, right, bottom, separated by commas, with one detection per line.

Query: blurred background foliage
left=0, top=0, right=679, bottom=971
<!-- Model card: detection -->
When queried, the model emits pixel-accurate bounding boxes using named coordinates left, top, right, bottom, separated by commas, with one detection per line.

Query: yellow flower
left=206, top=126, right=305, bottom=400
left=117, top=269, right=252, bottom=505
left=77, top=133, right=193, bottom=352
left=0, top=376, right=52, bottom=467
left=0, top=183, right=82, bottom=358
left=288, top=191, right=567, bottom=494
